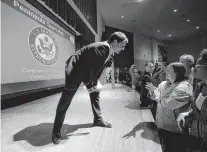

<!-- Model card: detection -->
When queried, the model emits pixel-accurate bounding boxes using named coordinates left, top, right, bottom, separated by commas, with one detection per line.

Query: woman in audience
left=146, top=62, right=193, bottom=152
left=177, top=50, right=207, bottom=152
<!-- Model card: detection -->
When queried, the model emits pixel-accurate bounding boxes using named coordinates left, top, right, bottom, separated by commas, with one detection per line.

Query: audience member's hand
left=132, top=64, right=136, bottom=67
left=145, top=82, right=156, bottom=92
left=176, top=112, right=189, bottom=131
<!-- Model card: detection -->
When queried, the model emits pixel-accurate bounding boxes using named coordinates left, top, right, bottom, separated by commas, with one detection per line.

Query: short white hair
left=179, top=54, right=194, bottom=67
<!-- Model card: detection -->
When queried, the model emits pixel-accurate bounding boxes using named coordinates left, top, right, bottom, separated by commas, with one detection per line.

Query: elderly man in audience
left=177, top=49, right=207, bottom=152
left=146, top=62, right=193, bottom=152
left=179, top=54, right=195, bottom=86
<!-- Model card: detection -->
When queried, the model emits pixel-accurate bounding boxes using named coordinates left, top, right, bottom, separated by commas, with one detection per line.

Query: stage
left=1, top=84, right=161, bottom=152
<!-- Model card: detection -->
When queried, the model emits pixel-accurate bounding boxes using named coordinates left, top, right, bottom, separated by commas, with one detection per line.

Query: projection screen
left=1, top=0, right=76, bottom=96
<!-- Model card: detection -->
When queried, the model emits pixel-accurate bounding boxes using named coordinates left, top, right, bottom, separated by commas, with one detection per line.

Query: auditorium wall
left=167, top=34, right=207, bottom=63
left=133, top=33, right=166, bottom=71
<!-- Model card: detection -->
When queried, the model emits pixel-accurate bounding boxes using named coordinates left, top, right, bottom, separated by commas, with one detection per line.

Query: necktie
left=111, top=58, right=115, bottom=89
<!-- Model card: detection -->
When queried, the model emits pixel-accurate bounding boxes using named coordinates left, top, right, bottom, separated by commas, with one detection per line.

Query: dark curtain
left=72, top=0, right=97, bottom=32
left=39, top=0, right=95, bottom=50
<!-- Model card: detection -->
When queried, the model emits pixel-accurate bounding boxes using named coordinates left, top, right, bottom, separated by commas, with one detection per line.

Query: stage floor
left=1, top=84, right=161, bottom=152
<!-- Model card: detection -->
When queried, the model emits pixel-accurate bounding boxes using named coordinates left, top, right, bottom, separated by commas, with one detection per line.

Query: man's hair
left=197, top=49, right=207, bottom=67
left=179, top=54, right=194, bottom=67
left=109, top=32, right=128, bottom=43
left=169, top=62, right=187, bottom=83
left=145, top=62, right=152, bottom=67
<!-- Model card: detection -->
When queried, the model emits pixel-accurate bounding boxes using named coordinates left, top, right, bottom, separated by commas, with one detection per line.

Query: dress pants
left=53, top=56, right=102, bottom=134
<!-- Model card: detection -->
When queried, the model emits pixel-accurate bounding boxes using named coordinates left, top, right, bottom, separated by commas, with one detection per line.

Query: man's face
left=194, top=58, right=207, bottom=80
left=180, top=58, right=188, bottom=67
left=134, top=69, right=138, bottom=76
left=180, top=58, right=193, bottom=69
left=145, top=63, right=154, bottom=74
left=112, top=40, right=128, bottom=54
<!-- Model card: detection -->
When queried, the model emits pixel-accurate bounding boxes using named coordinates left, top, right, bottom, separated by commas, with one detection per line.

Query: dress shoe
left=93, top=120, right=112, bottom=128
left=52, top=132, right=62, bottom=145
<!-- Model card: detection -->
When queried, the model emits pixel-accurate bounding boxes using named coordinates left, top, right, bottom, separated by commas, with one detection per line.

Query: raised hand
left=145, top=82, right=156, bottom=92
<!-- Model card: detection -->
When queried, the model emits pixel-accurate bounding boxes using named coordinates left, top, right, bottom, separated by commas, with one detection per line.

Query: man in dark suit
left=140, top=62, right=155, bottom=108
left=52, top=32, right=128, bottom=144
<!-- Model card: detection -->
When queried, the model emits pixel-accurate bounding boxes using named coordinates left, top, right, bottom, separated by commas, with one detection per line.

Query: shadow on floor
left=13, top=123, right=93, bottom=146
left=125, top=101, right=140, bottom=110
left=126, top=89, right=133, bottom=92
left=122, top=122, right=160, bottom=144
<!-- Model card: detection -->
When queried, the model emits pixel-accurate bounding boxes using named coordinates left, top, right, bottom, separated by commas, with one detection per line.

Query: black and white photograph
left=1, top=0, right=207, bottom=152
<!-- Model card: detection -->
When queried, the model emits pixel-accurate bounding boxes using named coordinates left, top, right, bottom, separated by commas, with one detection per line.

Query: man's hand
left=65, top=65, right=72, bottom=75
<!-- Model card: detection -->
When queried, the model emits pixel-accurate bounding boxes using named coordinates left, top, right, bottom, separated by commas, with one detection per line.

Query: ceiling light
left=169, top=34, right=172, bottom=37
left=174, top=9, right=178, bottom=12
left=196, top=26, right=199, bottom=29
left=157, top=30, right=160, bottom=32
left=122, top=16, right=124, bottom=18
left=187, top=19, right=190, bottom=22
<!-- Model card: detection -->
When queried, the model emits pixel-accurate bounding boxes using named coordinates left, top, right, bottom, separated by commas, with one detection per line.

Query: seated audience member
left=152, top=62, right=159, bottom=76
left=159, top=67, right=167, bottom=83
left=177, top=50, right=207, bottom=151
left=153, top=64, right=166, bottom=87
left=179, top=54, right=194, bottom=86
left=140, top=62, right=155, bottom=108
left=146, top=62, right=193, bottom=152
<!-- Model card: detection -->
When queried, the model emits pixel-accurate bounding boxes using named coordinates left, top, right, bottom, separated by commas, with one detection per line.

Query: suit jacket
left=140, top=71, right=153, bottom=102
left=65, top=41, right=113, bottom=87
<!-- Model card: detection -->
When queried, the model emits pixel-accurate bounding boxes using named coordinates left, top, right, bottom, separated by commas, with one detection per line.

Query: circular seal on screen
left=28, top=27, right=59, bottom=65
left=70, top=35, right=75, bottom=44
